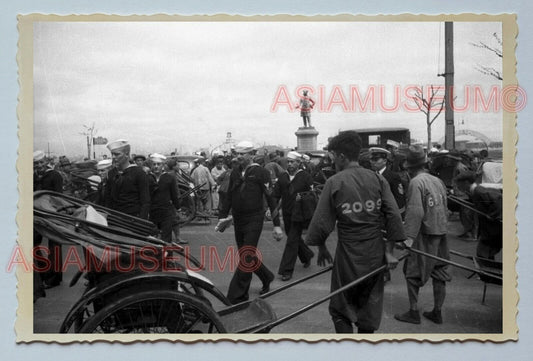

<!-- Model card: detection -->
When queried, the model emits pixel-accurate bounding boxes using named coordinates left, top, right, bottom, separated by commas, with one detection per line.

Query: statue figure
left=296, top=90, right=315, bottom=128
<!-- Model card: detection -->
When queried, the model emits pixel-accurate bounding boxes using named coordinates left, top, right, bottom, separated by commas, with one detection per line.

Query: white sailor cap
left=106, top=139, right=129, bottom=152
left=386, top=139, right=400, bottom=148
left=287, top=151, right=302, bottom=160
left=150, top=153, right=167, bottom=163
left=235, top=141, right=255, bottom=154
left=368, top=147, right=391, bottom=156
left=87, top=175, right=102, bottom=190
left=97, top=159, right=113, bottom=170
left=33, top=150, right=46, bottom=162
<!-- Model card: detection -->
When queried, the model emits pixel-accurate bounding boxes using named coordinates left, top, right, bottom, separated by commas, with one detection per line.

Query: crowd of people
left=33, top=131, right=502, bottom=333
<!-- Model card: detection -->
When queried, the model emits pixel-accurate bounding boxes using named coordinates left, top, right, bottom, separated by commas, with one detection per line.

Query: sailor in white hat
left=234, top=140, right=255, bottom=154
left=272, top=149, right=315, bottom=281
left=106, top=139, right=130, bottom=170
left=104, top=139, right=151, bottom=219
left=148, top=152, right=180, bottom=243
left=234, top=140, right=256, bottom=177
left=149, top=153, right=167, bottom=179
left=216, top=140, right=283, bottom=303
left=88, top=159, right=113, bottom=205
left=33, top=150, right=48, bottom=178
left=97, top=158, right=113, bottom=171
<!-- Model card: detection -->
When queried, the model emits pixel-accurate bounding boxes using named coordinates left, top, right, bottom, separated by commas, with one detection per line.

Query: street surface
left=33, top=215, right=502, bottom=334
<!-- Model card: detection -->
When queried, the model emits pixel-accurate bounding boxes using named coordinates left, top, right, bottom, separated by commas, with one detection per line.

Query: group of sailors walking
left=33, top=130, right=502, bottom=334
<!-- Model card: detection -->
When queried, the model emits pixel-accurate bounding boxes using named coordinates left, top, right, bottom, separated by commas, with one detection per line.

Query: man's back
left=308, top=165, right=404, bottom=243
left=404, top=172, right=448, bottom=237
left=192, top=164, right=213, bottom=190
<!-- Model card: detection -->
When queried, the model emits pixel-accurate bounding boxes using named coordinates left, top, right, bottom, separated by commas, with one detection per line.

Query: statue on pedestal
left=296, top=90, right=315, bottom=128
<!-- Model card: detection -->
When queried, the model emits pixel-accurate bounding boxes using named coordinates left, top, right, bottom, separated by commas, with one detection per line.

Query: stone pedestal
left=295, top=126, right=319, bottom=152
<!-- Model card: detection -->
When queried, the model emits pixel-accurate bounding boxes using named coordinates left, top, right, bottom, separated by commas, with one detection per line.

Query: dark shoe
left=260, top=274, right=274, bottom=295
left=333, top=317, right=353, bottom=333
left=281, top=274, right=292, bottom=281
left=303, top=253, right=314, bottom=268
left=177, top=239, right=189, bottom=245
left=394, top=310, right=421, bottom=324
left=423, top=309, right=443, bottom=324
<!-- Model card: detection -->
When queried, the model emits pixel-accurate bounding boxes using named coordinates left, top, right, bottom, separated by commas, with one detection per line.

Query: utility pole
left=80, top=122, right=97, bottom=160
left=86, top=136, right=90, bottom=159
left=444, top=21, right=455, bottom=150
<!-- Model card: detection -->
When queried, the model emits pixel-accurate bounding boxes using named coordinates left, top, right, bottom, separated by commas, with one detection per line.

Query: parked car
left=173, top=155, right=201, bottom=174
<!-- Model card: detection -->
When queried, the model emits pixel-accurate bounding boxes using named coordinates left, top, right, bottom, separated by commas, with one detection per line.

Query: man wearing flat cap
left=104, top=139, right=150, bottom=219
left=216, top=140, right=283, bottom=304
left=264, top=152, right=285, bottom=188
left=454, top=170, right=502, bottom=260
left=272, top=151, right=315, bottom=281
left=148, top=153, right=181, bottom=244
left=395, top=145, right=450, bottom=325
left=369, top=147, right=406, bottom=216
left=191, top=156, right=215, bottom=215
left=133, top=154, right=150, bottom=174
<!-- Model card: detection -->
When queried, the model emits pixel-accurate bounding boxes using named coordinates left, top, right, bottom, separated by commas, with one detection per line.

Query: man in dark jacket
left=148, top=153, right=181, bottom=244
left=273, top=151, right=315, bottom=281
left=369, top=147, right=406, bottom=215
left=104, top=139, right=150, bottom=219
left=216, top=141, right=283, bottom=304
left=306, top=131, right=405, bottom=334
left=33, top=150, right=64, bottom=293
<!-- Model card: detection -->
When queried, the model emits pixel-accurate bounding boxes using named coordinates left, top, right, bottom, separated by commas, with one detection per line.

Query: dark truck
left=353, top=127, right=411, bottom=149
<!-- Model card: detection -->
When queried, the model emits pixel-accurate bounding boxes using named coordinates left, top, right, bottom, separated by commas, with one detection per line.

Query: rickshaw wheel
left=79, top=290, right=226, bottom=333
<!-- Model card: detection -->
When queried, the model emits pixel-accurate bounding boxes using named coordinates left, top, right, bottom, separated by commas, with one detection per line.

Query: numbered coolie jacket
left=306, top=165, right=405, bottom=331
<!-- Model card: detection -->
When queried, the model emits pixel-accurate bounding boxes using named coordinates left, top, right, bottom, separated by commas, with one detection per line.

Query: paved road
left=34, top=215, right=502, bottom=335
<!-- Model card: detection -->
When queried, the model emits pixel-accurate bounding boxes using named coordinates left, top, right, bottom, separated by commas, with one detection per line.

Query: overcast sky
left=33, top=20, right=503, bottom=158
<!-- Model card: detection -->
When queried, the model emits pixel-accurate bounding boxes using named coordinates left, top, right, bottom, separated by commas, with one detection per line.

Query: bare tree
left=412, top=85, right=445, bottom=150
left=470, top=32, right=503, bottom=81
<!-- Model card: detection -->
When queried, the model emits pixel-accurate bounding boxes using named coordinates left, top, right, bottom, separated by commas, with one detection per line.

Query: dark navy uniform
left=149, top=172, right=180, bottom=243
left=105, top=165, right=150, bottom=219
left=273, top=170, right=315, bottom=277
left=382, top=167, right=406, bottom=214
left=219, top=163, right=281, bottom=304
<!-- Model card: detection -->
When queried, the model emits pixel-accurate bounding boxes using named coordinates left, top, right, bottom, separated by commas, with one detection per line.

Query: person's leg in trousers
left=227, top=215, right=272, bottom=303
left=278, top=221, right=300, bottom=278
left=423, top=278, right=445, bottom=324
left=394, top=276, right=421, bottom=324
left=227, top=220, right=251, bottom=304
left=332, top=315, right=353, bottom=333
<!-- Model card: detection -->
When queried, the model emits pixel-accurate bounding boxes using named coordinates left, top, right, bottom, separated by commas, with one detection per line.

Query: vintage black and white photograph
left=17, top=14, right=517, bottom=342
